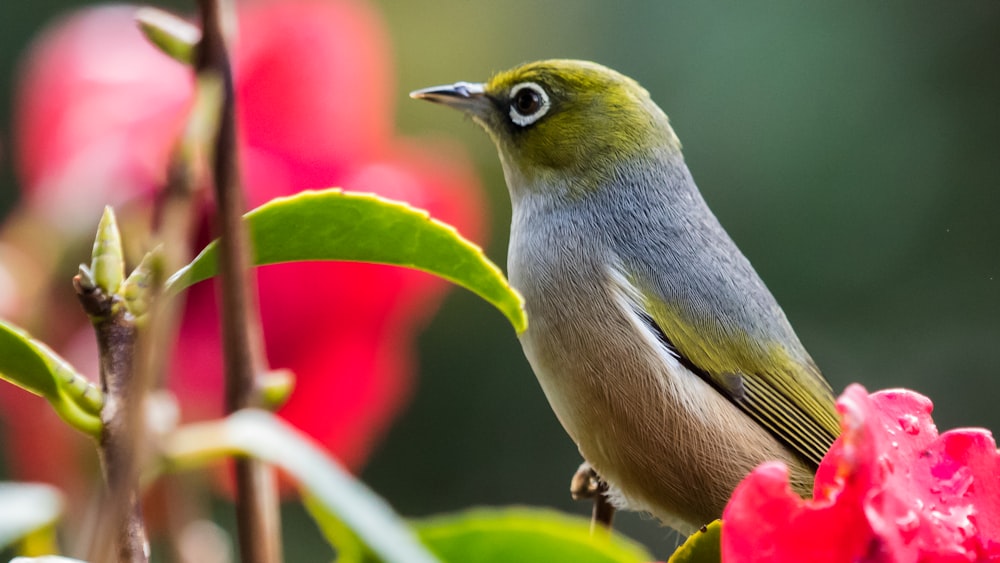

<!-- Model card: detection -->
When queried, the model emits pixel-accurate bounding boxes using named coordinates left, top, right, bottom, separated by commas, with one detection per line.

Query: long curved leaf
left=0, top=320, right=103, bottom=437
left=162, top=410, right=439, bottom=563
left=165, top=189, right=526, bottom=333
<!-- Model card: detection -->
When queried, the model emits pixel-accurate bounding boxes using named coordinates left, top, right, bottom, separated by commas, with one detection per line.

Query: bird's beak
left=409, top=81, right=491, bottom=117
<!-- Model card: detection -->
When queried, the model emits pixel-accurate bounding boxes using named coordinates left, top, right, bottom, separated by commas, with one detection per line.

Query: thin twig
left=76, top=281, right=149, bottom=563
left=195, top=0, right=282, bottom=561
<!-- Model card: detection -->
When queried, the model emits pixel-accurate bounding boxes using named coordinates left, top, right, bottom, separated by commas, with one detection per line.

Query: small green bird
left=411, top=60, right=840, bottom=533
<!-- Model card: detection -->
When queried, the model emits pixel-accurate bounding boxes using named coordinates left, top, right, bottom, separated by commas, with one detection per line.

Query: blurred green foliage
left=2, top=0, right=998, bottom=559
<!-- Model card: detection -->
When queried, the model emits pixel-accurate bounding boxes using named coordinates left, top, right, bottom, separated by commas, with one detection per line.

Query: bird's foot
left=570, top=461, right=603, bottom=500
left=570, top=461, right=615, bottom=531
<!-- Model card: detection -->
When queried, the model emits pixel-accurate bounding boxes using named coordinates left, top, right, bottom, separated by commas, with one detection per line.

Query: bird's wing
left=620, top=269, right=841, bottom=467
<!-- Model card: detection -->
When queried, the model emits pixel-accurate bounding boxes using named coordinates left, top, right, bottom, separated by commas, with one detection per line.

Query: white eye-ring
left=509, top=82, right=550, bottom=127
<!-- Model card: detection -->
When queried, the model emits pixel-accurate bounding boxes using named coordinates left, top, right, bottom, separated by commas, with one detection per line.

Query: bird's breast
left=508, top=206, right=679, bottom=458
left=506, top=201, right=813, bottom=530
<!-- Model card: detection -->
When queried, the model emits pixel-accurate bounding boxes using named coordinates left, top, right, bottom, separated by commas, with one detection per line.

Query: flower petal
left=723, top=384, right=1000, bottom=562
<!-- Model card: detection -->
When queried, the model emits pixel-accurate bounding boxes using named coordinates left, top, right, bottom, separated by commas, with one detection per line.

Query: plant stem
left=75, top=282, right=148, bottom=563
left=195, top=0, right=282, bottom=561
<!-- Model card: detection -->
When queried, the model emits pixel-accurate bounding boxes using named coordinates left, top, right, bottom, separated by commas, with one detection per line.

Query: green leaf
left=667, top=520, right=721, bottom=563
left=0, top=320, right=103, bottom=437
left=165, top=189, right=527, bottom=333
left=304, top=504, right=653, bottom=563
left=413, top=508, right=654, bottom=563
left=0, top=482, right=64, bottom=550
left=303, top=493, right=368, bottom=563
left=162, top=410, right=439, bottom=563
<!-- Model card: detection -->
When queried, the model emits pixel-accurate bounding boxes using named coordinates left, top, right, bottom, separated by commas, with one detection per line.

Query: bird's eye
left=508, top=82, right=550, bottom=127
left=515, top=88, right=541, bottom=113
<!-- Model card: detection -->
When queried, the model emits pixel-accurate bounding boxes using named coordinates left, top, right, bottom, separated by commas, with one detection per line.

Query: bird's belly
left=516, top=283, right=813, bottom=533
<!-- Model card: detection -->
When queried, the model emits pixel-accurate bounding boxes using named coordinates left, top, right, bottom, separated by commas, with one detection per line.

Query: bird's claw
left=570, top=461, right=606, bottom=500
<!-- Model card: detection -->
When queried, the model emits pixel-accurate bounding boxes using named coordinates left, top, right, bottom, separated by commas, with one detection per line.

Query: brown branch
left=195, top=0, right=282, bottom=561
left=75, top=280, right=149, bottom=563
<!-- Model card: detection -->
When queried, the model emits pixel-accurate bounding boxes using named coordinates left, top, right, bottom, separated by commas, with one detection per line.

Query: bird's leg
left=570, top=461, right=616, bottom=532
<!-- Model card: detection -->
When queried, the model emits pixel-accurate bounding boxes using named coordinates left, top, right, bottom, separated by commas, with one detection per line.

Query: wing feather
left=627, top=272, right=840, bottom=468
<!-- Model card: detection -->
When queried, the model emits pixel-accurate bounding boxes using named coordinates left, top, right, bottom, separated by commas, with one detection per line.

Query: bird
left=411, top=59, right=840, bottom=534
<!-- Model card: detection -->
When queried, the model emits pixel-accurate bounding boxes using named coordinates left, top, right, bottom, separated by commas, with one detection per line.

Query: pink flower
left=2, top=0, right=485, bottom=491
left=722, top=384, right=1000, bottom=562
left=14, top=5, right=193, bottom=230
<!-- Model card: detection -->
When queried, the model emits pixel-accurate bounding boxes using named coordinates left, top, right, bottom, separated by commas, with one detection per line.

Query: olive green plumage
left=412, top=59, right=840, bottom=533
left=484, top=61, right=680, bottom=183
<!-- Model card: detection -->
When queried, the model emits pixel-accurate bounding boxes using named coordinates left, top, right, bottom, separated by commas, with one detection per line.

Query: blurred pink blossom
left=2, top=0, right=485, bottom=490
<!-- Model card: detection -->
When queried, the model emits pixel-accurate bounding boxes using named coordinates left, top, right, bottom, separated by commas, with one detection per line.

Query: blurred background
left=1, top=0, right=998, bottom=560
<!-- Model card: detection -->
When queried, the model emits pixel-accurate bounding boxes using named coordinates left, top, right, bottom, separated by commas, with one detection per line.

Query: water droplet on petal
left=877, top=454, right=895, bottom=477
left=898, top=413, right=921, bottom=435
left=896, top=510, right=921, bottom=542
left=939, top=468, right=974, bottom=497
left=958, top=520, right=975, bottom=539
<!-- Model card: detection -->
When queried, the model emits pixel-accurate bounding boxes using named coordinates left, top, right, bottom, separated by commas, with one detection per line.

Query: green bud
left=90, top=207, right=125, bottom=296
left=258, top=369, right=296, bottom=411
left=122, top=247, right=164, bottom=318
left=135, top=7, right=199, bottom=66
left=76, top=264, right=96, bottom=292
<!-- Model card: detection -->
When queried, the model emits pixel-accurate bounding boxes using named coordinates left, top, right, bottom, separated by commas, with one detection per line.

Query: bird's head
left=411, top=59, right=681, bottom=195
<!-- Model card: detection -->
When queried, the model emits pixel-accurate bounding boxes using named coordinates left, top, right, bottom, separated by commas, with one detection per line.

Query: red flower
left=722, top=384, right=1000, bottom=562
left=14, top=5, right=193, bottom=228
left=2, top=0, right=484, bottom=491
